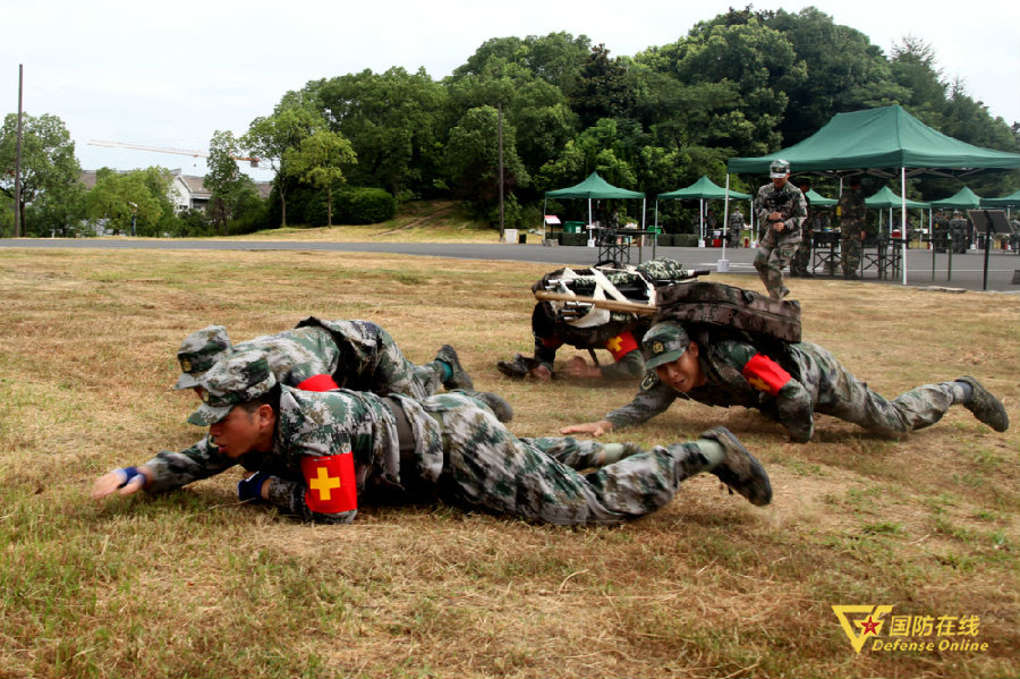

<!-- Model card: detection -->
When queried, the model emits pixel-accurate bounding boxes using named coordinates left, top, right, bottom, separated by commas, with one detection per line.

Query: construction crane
left=87, top=139, right=261, bottom=167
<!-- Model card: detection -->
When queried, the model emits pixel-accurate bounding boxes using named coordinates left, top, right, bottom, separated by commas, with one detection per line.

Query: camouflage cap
left=641, top=322, right=691, bottom=370
left=187, top=350, right=277, bottom=426
left=173, top=325, right=232, bottom=390
left=769, top=159, right=790, bottom=178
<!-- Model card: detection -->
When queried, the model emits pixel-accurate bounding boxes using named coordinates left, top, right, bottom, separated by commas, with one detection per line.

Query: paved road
left=3, top=237, right=1019, bottom=292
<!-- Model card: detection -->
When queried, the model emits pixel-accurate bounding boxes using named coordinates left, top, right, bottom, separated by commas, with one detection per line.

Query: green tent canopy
left=981, top=189, right=1020, bottom=207
left=931, top=186, right=982, bottom=209
left=727, top=105, right=1020, bottom=174
left=543, top=171, right=646, bottom=234
left=865, top=186, right=930, bottom=209
left=657, top=175, right=750, bottom=200
left=804, top=189, right=837, bottom=207
left=546, top=172, right=644, bottom=199
left=655, top=176, right=751, bottom=245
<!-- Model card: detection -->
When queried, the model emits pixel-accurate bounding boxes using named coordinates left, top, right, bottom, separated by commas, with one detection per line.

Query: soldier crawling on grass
left=174, top=318, right=476, bottom=404
left=160, top=318, right=513, bottom=495
left=92, top=351, right=773, bottom=524
left=498, top=258, right=695, bottom=383
left=563, top=320, right=1009, bottom=443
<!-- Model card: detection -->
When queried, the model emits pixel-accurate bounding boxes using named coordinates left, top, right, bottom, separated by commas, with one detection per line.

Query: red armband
left=295, top=374, right=339, bottom=392
left=301, top=453, right=357, bottom=514
left=605, top=331, right=639, bottom=361
left=741, top=353, right=792, bottom=396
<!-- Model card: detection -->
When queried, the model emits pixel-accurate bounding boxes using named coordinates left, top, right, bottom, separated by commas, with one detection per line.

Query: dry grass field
left=0, top=247, right=1017, bottom=679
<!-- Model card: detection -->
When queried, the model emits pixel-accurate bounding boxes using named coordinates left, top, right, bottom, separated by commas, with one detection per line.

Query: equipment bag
left=654, top=281, right=801, bottom=343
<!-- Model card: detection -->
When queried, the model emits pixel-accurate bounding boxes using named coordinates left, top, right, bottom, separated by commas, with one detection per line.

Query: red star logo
left=860, top=616, right=881, bottom=636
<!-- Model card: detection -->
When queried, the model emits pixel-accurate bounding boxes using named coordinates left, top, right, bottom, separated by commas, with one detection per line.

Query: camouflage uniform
left=753, top=182, right=807, bottom=298
left=948, top=213, right=970, bottom=253
left=505, top=259, right=692, bottom=381
left=175, top=319, right=444, bottom=400
left=144, top=353, right=771, bottom=524
left=838, top=186, right=866, bottom=278
left=933, top=211, right=950, bottom=252
left=727, top=210, right=745, bottom=247
left=606, top=322, right=1007, bottom=443
left=789, top=191, right=812, bottom=276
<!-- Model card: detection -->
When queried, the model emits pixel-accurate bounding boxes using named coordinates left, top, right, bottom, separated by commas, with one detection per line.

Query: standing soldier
left=933, top=210, right=950, bottom=252
left=727, top=208, right=745, bottom=248
left=838, top=175, right=867, bottom=279
left=789, top=178, right=813, bottom=277
left=948, top=210, right=970, bottom=254
left=753, top=159, right=807, bottom=299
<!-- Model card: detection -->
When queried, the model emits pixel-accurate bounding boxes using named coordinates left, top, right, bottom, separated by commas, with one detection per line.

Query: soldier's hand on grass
left=560, top=420, right=614, bottom=437
left=564, top=356, right=601, bottom=379
left=91, top=466, right=148, bottom=500
left=527, top=364, right=553, bottom=381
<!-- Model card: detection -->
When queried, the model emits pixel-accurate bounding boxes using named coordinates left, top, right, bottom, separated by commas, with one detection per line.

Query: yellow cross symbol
left=747, top=375, right=770, bottom=392
left=309, top=465, right=341, bottom=501
left=606, top=336, right=622, bottom=353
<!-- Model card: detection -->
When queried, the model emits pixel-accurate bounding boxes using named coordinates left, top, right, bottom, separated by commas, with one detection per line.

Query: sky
left=5, top=0, right=1018, bottom=182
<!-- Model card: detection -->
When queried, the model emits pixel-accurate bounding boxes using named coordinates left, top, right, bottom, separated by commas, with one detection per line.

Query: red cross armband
left=741, top=353, right=792, bottom=396
left=605, top=331, right=639, bottom=361
left=301, top=453, right=357, bottom=515
left=295, top=374, right=339, bottom=392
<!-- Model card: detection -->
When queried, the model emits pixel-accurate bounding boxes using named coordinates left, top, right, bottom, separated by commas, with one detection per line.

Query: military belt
left=381, top=397, right=419, bottom=481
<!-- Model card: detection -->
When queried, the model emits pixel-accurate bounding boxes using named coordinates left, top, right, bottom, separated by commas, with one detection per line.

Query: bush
left=673, top=233, right=700, bottom=247
left=335, top=187, right=396, bottom=224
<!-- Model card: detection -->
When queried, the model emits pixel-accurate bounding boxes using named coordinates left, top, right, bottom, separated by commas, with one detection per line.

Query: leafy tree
left=26, top=180, right=87, bottom=237
left=444, top=106, right=528, bottom=219
left=570, top=44, right=637, bottom=129
left=244, top=104, right=323, bottom=227
left=85, top=168, right=165, bottom=235
left=452, top=32, right=592, bottom=96
left=0, top=112, right=81, bottom=235
left=304, top=68, right=446, bottom=199
left=282, top=130, right=356, bottom=226
left=764, top=8, right=905, bottom=145
left=205, top=130, right=258, bottom=234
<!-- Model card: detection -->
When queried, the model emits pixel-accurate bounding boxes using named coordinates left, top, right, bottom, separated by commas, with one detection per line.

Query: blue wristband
left=116, top=466, right=143, bottom=489
left=238, top=472, right=270, bottom=503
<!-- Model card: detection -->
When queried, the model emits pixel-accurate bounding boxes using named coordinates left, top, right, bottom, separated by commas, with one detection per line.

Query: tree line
left=3, top=6, right=1018, bottom=237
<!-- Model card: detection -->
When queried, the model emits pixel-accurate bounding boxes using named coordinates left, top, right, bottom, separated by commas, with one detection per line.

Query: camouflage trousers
left=299, top=318, right=444, bottom=400
left=790, top=232, right=812, bottom=275
left=420, top=393, right=708, bottom=525
left=841, top=237, right=862, bottom=278
left=754, top=237, right=800, bottom=299
left=790, top=342, right=961, bottom=436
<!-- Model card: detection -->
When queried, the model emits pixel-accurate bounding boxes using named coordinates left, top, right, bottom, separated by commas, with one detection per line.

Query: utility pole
left=14, top=64, right=23, bottom=237
left=498, top=103, right=504, bottom=240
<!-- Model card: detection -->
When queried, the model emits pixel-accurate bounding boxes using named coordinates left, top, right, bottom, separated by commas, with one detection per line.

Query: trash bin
left=518, top=233, right=527, bottom=244
left=503, top=228, right=518, bottom=243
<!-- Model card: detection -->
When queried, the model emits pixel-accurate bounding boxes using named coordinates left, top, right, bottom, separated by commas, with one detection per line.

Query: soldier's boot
left=496, top=353, right=540, bottom=380
left=955, top=376, right=1009, bottom=432
left=698, top=426, right=772, bottom=506
left=435, top=345, right=474, bottom=391
left=463, top=390, right=514, bottom=423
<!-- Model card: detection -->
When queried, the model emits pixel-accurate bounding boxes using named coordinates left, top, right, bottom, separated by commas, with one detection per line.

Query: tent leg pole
left=901, top=167, right=908, bottom=286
